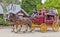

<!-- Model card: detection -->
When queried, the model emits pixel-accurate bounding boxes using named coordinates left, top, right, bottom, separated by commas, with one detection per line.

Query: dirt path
left=0, top=27, right=60, bottom=37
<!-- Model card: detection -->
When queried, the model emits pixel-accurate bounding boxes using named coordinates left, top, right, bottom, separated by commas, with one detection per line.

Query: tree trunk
left=0, top=2, right=7, bottom=22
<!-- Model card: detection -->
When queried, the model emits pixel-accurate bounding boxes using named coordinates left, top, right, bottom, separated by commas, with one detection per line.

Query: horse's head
left=8, top=13, right=16, bottom=22
left=9, top=13, right=16, bottom=17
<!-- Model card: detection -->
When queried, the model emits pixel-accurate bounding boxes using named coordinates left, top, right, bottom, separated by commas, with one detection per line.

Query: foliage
left=0, top=15, right=3, bottom=19
left=21, top=0, right=60, bottom=16
left=21, top=0, right=40, bottom=15
left=0, top=18, right=10, bottom=26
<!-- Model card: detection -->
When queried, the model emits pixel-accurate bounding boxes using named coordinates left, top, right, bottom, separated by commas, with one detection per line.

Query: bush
left=0, top=18, right=10, bottom=26
left=3, top=21, right=10, bottom=26
left=0, top=15, right=3, bottom=19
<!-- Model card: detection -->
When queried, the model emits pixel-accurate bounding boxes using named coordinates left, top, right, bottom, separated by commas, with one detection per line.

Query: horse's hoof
left=18, top=30, right=21, bottom=32
left=29, top=31, right=32, bottom=32
left=14, top=30, right=18, bottom=33
left=11, top=29, right=14, bottom=32
left=15, top=32, right=18, bottom=33
left=14, top=31, right=18, bottom=33
left=11, top=30, right=14, bottom=32
left=23, top=31, right=26, bottom=33
left=29, top=29, right=33, bottom=32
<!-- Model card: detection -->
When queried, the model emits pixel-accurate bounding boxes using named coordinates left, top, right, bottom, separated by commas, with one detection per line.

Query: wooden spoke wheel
left=52, top=21, right=59, bottom=32
left=40, top=23, right=47, bottom=32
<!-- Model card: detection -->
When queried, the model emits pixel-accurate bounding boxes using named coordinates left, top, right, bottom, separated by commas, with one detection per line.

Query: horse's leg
left=25, top=25, right=28, bottom=32
left=18, top=25, right=22, bottom=32
left=27, top=19, right=32, bottom=32
left=30, top=27, right=35, bottom=32
left=14, top=25, right=18, bottom=33
left=11, top=24, right=15, bottom=32
left=23, top=24, right=28, bottom=33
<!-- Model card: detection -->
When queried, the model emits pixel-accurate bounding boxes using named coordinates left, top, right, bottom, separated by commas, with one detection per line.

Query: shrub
left=0, top=18, right=10, bottom=26
left=0, top=15, right=3, bottom=19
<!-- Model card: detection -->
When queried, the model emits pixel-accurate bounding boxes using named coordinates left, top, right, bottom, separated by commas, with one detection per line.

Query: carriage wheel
left=40, top=23, right=47, bottom=32
left=52, top=21, right=59, bottom=32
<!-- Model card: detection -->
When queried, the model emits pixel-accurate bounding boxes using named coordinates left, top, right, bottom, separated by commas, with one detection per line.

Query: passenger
left=40, top=7, right=47, bottom=15
left=31, top=8, right=38, bottom=18
left=31, top=11, right=38, bottom=18
left=46, top=15, right=53, bottom=20
left=49, top=8, right=59, bottom=21
left=49, top=8, right=58, bottom=15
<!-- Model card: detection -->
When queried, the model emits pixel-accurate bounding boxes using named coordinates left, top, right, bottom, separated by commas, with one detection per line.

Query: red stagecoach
left=30, top=8, right=59, bottom=32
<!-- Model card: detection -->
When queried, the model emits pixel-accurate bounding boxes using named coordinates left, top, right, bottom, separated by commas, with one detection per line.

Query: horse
left=9, top=13, right=32, bottom=33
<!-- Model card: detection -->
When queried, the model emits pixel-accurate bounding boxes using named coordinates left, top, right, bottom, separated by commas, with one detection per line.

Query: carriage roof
left=45, top=8, right=58, bottom=16
left=46, top=13, right=55, bottom=16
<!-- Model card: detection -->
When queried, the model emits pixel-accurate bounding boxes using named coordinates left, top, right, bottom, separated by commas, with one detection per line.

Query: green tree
left=21, top=0, right=41, bottom=15
left=21, top=0, right=60, bottom=16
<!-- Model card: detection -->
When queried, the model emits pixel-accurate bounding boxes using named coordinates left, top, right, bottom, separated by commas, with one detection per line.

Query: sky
left=41, top=0, right=46, bottom=4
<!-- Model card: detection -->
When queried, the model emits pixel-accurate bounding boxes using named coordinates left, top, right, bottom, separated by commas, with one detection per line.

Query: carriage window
left=46, top=15, right=54, bottom=20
